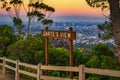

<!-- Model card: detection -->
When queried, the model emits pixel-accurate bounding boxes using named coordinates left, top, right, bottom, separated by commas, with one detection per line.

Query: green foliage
left=74, top=49, right=84, bottom=66
left=28, top=2, right=55, bottom=12
left=48, top=48, right=69, bottom=77
left=86, top=0, right=108, bottom=10
left=86, top=56, right=100, bottom=68
left=49, top=48, right=69, bottom=66
left=73, top=48, right=95, bottom=67
left=0, top=25, right=16, bottom=57
left=0, top=24, right=119, bottom=79
left=7, top=39, right=25, bottom=60
left=86, top=43, right=119, bottom=80
left=87, top=76, right=100, bottom=80
left=13, top=17, right=23, bottom=27
left=49, top=71, right=60, bottom=77
left=25, top=1, right=55, bottom=33
left=22, top=35, right=45, bottom=64
left=98, top=20, right=113, bottom=40
left=7, top=34, right=45, bottom=64
left=86, top=44, right=119, bottom=69
left=91, top=43, right=114, bottom=56
left=10, top=0, right=23, bottom=4
left=13, top=17, right=24, bottom=35
left=27, top=11, right=45, bottom=21
left=42, top=19, right=53, bottom=26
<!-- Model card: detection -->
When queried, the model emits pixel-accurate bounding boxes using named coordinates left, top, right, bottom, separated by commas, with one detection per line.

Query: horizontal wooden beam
left=85, top=67, right=120, bottom=77
left=5, top=64, right=16, bottom=71
left=19, top=62, right=37, bottom=69
left=41, top=65, right=79, bottom=72
left=0, top=63, right=2, bottom=66
left=1, top=57, right=120, bottom=79
left=19, top=70, right=37, bottom=78
left=0, top=57, right=3, bottom=60
left=5, top=58, right=16, bottom=64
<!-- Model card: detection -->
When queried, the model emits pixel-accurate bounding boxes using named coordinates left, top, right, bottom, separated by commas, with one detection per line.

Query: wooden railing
left=0, top=57, right=120, bottom=80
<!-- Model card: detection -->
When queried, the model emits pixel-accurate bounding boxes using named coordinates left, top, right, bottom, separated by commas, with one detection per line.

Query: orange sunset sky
left=45, top=0, right=109, bottom=16
left=21, top=0, right=109, bottom=16
left=44, top=0, right=109, bottom=22
left=0, top=0, right=109, bottom=22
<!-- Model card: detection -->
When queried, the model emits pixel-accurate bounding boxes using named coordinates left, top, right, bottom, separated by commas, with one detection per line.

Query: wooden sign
left=41, top=29, right=76, bottom=40
left=41, top=27, right=76, bottom=78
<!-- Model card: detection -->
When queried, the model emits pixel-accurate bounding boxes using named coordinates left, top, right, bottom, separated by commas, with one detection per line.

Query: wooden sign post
left=69, top=27, right=74, bottom=78
left=41, top=27, right=76, bottom=78
left=45, top=27, right=49, bottom=75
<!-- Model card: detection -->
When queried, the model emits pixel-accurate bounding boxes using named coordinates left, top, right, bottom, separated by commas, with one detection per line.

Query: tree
left=0, top=25, right=16, bottom=57
left=49, top=48, right=69, bottom=66
left=97, top=19, right=113, bottom=40
left=85, top=0, right=120, bottom=64
left=7, top=34, right=45, bottom=64
left=0, top=0, right=24, bottom=36
left=48, top=48, right=69, bottom=77
left=73, top=49, right=89, bottom=66
left=86, top=43, right=119, bottom=80
left=0, top=0, right=55, bottom=36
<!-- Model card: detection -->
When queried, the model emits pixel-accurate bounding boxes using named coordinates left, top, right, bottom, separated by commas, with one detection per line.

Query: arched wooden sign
left=41, top=27, right=76, bottom=78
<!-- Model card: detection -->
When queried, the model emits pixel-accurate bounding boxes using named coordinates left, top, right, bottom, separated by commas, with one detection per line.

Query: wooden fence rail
left=0, top=57, right=120, bottom=80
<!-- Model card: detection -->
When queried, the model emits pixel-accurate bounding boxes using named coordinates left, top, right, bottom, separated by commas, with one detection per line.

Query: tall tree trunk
left=27, top=17, right=31, bottom=34
left=108, top=0, right=120, bottom=64
left=27, top=0, right=32, bottom=34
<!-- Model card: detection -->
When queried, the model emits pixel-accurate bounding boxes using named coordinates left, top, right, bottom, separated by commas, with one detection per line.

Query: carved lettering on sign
left=41, top=30, right=76, bottom=40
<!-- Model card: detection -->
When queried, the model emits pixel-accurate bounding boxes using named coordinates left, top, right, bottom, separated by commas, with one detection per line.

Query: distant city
left=0, top=21, right=114, bottom=46
left=51, top=22, right=114, bottom=46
